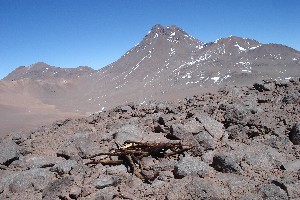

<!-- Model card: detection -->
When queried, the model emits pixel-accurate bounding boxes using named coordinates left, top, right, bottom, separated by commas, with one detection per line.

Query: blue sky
left=0, top=0, right=299, bottom=79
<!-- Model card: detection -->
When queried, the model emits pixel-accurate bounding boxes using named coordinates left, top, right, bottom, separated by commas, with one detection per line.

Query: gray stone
left=152, top=158, right=177, bottom=171
left=201, top=150, right=216, bottom=163
left=169, top=120, right=203, bottom=143
left=194, top=131, right=216, bottom=150
left=140, top=156, right=157, bottom=170
left=0, top=139, right=20, bottom=166
left=170, top=123, right=188, bottom=140
left=243, top=144, right=286, bottom=170
left=0, top=185, right=3, bottom=194
left=212, top=153, right=242, bottom=173
left=224, top=103, right=250, bottom=126
left=259, top=184, right=288, bottom=200
left=69, top=163, right=91, bottom=176
left=10, top=131, right=30, bottom=144
left=120, top=105, right=133, bottom=112
left=174, top=155, right=212, bottom=178
left=167, top=177, right=230, bottom=200
left=42, top=177, right=73, bottom=200
left=16, top=155, right=65, bottom=169
left=216, top=173, right=256, bottom=197
left=218, top=85, right=241, bottom=96
left=59, top=132, right=107, bottom=159
left=93, top=175, right=118, bottom=189
left=156, top=102, right=168, bottom=112
left=217, top=144, right=286, bottom=172
left=195, top=113, right=224, bottom=140
left=282, top=92, right=300, bottom=104
left=89, top=187, right=115, bottom=200
left=227, top=124, right=249, bottom=140
left=285, top=181, right=300, bottom=199
left=75, top=138, right=103, bottom=159
left=0, top=168, right=55, bottom=193
left=50, top=160, right=77, bottom=175
left=94, top=131, right=114, bottom=141
left=282, top=159, right=300, bottom=172
left=69, top=186, right=82, bottom=199
left=275, top=79, right=290, bottom=87
left=106, top=165, right=128, bottom=176
left=289, top=123, right=300, bottom=145
left=271, top=127, right=286, bottom=137
left=157, top=170, right=174, bottom=182
left=271, top=177, right=300, bottom=199
left=239, top=193, right=263, bottom=200
left=182, top=119, right=203, bottom=134
left=114, top=124, right=143, bottom=145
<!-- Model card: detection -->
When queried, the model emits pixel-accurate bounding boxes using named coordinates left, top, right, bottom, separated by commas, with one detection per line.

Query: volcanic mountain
left=62, top=24, right=300, bottom=111
left=3, top=62, right=95, bottom=81
left=1, top=24, right=300, bottom=134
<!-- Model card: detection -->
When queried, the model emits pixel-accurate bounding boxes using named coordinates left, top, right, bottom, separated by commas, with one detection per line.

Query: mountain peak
left=148, top=24, right=189, bottom=37
left=33, top=61, right=49, bottom=66
left=120, top=24, right=204, bottom=61
left=29, top=62, right=50, bottom=69
left=151, top=24, right=164, bottom=31
left=137, top=24, right=204, bottom=47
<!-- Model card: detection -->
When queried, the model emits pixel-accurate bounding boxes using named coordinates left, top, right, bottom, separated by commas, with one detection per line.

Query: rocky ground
left=0, top=77, right=299, bottom=199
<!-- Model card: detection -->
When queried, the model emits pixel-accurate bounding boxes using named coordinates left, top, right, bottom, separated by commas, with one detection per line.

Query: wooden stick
left=124, top=155, right=145, bottom=180
left=86, top=160, right=123, bottom=165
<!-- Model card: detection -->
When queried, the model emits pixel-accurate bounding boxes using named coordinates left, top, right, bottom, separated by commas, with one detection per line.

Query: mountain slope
left=1, top=24, right=300, bottom=134
left=86, top=24, right=300, bottom=108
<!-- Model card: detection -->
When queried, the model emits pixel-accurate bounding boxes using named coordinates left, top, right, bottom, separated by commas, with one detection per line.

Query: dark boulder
left=289, top=123, right=300, bottom=145
left=212, top=153, right=242, bottom=173
left=253, top=80, right=275, bottom=92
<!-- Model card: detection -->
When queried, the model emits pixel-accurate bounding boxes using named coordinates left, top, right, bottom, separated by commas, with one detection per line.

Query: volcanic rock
left=174, top=155, right=212, bottom=178
left=42, top=177, right=73, bottom=200
left=93, top=175, right=118, bottom=189
left=0, top=139, right=20, bottom=166
left=289, top=123, right=300, bottom=144
left=259, top=184, right=288, bottom=200
left=212, top=153, right=242, bottom=173
left=281, top=159, right=300, bottom=172
left=50, top=160, right=77, bottom=175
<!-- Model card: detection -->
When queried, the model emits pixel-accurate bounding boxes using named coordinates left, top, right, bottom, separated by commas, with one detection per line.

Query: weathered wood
left=86, top=159, right=123, bottom=165
left=85, top=140, right=192, bottom=181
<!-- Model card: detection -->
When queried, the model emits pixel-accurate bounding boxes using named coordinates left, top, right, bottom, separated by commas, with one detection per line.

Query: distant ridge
left=3, top=62, right=95, bottom=81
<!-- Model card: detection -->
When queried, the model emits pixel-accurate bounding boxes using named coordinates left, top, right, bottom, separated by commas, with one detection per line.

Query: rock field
left=0, top=77, right=299, bottom=199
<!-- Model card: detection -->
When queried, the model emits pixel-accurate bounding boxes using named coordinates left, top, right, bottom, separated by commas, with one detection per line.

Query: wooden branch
left=85, top=140, right=193, bottom=181
left=124, top=155, right=145, bottom=180
left=88, top=152, right=124, bottom=159
left=86, top=159, right=123, bottom=165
